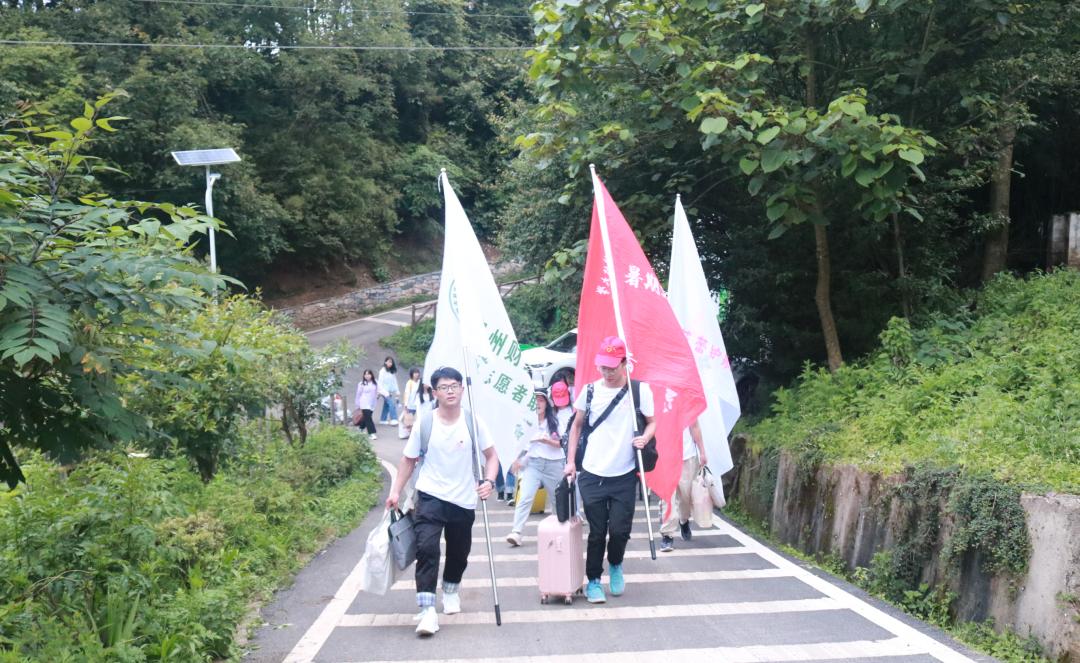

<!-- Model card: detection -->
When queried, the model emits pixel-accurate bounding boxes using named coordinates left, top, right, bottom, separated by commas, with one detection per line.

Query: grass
left=746, top=270, right=1080, bottom=493
left=0, top=425, right=383, bottom=662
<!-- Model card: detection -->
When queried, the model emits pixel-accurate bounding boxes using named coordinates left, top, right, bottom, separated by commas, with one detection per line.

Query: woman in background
left=353, top=369, right=378, bottom=439
left=505, top=388, right=563, bottom=546
left=378, top=356, right=400, bottom=424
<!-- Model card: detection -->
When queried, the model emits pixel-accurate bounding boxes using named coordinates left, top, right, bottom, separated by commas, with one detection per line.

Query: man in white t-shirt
left=563, top=336, right=656, bottom=604
left=386, top=366, right=499, bottom=637
left=659, top=419, right=707, bottom=552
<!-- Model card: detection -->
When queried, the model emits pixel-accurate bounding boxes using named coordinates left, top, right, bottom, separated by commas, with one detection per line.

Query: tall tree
left=522, top=0, right=935, bottom=371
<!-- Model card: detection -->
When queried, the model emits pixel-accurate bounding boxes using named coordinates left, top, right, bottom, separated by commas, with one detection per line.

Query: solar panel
left=171, top=148, right=241, bottom=166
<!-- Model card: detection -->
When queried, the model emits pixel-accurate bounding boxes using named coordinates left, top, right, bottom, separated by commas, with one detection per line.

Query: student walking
left=378, top=356, right=401, bottom=424
left=564, top=336, right=655, bottom=604
left=353, top=369, right=378, bottom=439
left=385, top=367, right=500, bottom=636
left=659, top=419, right=707, bottom=552
left=506, top=388, right=565, bottom=546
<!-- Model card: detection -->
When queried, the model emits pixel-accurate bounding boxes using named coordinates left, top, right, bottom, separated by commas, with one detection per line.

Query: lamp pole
left=170, top=148, right=240, bottom=275
left=204, top=167, right=222, bottom=273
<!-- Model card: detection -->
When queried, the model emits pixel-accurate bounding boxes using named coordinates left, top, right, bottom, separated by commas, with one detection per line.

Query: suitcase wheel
left=540, top=595, right=549, bottom=605
left=563, top=595, right=573, bottom=605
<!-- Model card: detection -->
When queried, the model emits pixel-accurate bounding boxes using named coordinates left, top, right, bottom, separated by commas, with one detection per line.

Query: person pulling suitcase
left=563, top=336, right=656, bottom=603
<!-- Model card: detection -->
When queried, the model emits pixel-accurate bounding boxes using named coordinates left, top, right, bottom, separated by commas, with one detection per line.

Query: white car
left=522, top=328, right=577, bottom=387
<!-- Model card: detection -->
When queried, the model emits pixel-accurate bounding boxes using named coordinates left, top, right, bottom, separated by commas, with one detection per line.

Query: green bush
left=380, top=319, right=435, bottom=369
left=749, top=270, right=1080, bottom=493
left=0, top=425, right=381, bottom=662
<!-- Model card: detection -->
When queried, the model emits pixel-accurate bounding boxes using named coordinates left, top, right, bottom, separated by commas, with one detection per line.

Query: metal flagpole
left=461, top=346, right=502, bottom=626
left=589, top=164, right=658, bottom=561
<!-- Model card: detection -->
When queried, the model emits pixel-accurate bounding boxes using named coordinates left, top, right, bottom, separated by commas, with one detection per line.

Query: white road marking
left=282, top=458, right=397, bottom=663
left=463, top=545, right=755, bottom=564
left=340, top=597, right=841, bottom=627
left=471, top=528, right=732, bottom=544
left=480, top=516, right=671, bottom=527
left=351, top=637, right=929, bottom=663
left=712, top=520, right=975, bottom=663
left=388, top=567, right=792, bottom=591
left=365, top=317, right=409, bottom=327
left=305, top=308, right=413, bottom=335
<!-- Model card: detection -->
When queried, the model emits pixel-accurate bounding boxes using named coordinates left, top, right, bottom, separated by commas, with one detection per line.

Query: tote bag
left=387, top=509, right=417, bottom=571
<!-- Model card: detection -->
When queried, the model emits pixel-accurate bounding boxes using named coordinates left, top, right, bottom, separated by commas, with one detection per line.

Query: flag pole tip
left=440, top=167, right=447, bottom=175
left=676, top=193, right=682, bottom=201
left=588, top=163, right=596, bottom=174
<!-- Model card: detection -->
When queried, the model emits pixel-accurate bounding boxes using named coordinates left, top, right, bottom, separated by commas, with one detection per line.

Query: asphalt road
left=244, top=311, right=993, bottom=663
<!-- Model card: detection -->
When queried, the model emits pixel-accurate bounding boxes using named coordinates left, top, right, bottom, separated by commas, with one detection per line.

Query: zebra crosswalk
left=266, top=459, right=979, bottom=663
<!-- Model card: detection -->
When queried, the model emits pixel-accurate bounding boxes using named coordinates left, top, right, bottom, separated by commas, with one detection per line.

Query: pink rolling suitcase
left=537, top=479, right=585, bottom=604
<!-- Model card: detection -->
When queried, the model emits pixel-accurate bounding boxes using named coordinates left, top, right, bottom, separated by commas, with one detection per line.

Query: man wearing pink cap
left=563, top=336, right=656, bottom=604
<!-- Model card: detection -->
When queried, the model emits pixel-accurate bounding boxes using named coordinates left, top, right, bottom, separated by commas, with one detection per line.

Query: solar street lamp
left=170, top=148, right=241, bottom=273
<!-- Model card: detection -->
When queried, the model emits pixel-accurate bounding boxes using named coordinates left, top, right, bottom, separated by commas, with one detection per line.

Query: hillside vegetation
left=748, top=270, right=1080, bottom=493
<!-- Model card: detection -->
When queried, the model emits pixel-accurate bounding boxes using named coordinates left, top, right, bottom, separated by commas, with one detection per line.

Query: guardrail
left=409, top=274, right=541, bottom=325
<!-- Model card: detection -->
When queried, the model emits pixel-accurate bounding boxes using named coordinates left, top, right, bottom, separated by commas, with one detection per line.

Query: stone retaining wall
left=725, top=435, right=1080, bottom=662
left=274, top=262, right=524, bottom=330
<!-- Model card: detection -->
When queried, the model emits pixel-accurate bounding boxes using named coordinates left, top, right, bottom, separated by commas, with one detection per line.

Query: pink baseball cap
left=594, top=336, right=627, bottom=369
left=550, top=381, right=571, bottom=407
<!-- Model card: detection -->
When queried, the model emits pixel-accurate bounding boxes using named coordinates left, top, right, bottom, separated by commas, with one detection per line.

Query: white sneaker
left=505, top=531, right=522, bottom=547
left=370, top=433, right=377, bottom=440
left=390, top=419, right=398, bottom=425
left=415, top=606, right=439, bottom=635
left=442, top=591, right=461, bottom=615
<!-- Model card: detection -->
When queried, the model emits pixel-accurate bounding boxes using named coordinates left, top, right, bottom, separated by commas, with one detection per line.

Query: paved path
left=244, top=312, right=991, bottom=663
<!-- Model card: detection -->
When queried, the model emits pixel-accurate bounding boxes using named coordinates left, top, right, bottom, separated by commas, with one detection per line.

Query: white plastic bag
left=702, top=466, right=726, bottom=509
left=691, top=470, right=714, bottom=528
left=359, top=510, right=398, bottom=595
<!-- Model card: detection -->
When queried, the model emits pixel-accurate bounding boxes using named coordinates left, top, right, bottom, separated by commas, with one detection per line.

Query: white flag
left=423, top=171, right=536, bottom=479
left=667, top=195, right=741, bottom=475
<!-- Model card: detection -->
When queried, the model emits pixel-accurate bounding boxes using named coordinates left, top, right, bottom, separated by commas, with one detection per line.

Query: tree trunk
left=805, top=33, right=844, bottom=372
left=814, top=224, right=844, bottom=372
left=980, top=123, right=1017, bottom=282
left=281, top=398, right=296, bottom=445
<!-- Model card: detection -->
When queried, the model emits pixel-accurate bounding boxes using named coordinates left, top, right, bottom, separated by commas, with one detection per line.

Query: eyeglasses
left=436, top=383, right=462, bottom=393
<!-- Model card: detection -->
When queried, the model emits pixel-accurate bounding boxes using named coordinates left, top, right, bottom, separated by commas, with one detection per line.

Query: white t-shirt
left=682, top=428, right=699, bottom=461
left=556, top=407, right=573, bottom=439
left=403, top=411, right=494, bottom=510
left=573, top=380, right=654, bottom=477
left=527, top=419, right=565, bottom=461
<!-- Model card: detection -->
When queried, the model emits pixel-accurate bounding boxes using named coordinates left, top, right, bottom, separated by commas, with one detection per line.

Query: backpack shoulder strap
left=630, top=379, right=649, bottom=436
left=419, top=409, right=434, bottom=460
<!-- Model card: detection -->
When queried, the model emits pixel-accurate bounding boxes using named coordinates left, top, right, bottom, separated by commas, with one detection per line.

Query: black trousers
left=414, top=491, right=475, bottom=594
left=577, top=470, right=637, bottom=580
left=356, top=409, right=376, bottom=435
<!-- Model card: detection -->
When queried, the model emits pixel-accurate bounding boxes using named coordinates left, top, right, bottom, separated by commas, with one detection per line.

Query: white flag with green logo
left=423, top=171, right=536, bottom=479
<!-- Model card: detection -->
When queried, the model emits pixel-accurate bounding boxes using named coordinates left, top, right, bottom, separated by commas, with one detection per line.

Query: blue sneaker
left=585, top=578, right=606, bottom=603
left=609, top=564, right=625, bottom=596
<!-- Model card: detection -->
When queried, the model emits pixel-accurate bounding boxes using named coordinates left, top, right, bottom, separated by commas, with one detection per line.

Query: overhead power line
left=0, top=38, right=532, bottom=51
left=145, top=0, right=533, bottom=19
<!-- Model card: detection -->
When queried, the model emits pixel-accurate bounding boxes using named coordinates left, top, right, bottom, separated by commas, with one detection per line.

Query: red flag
left=576, top=170, right=707, bottom=515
